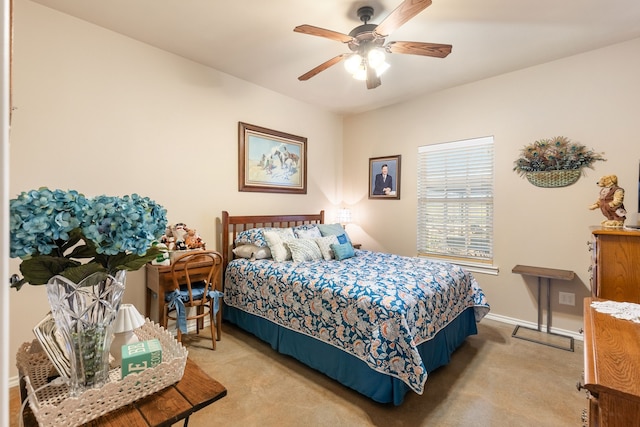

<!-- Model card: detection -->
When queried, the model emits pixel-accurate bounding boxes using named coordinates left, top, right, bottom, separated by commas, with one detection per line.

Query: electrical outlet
left=559, top=292, right=575, bottom=306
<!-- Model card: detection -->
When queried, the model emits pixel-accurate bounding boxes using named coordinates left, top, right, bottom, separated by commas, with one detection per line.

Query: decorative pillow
left=314, top=235, right=339, bottom=260
left=318, top=223, right=351, bottom=244
left=331, top=242, right=355, bottom=261
left=264, top=231, right=294, bottom=262
left=232, top=244, right=272, bottom=260
left=234, top=228, right=268, bottom=247
left=271, top=227, right=295, bottom=240
left=234, top=227, right=295, bottom=248
left=286, top=239, right=323, bottom=262
left=293, top=224, right=322, bottom=239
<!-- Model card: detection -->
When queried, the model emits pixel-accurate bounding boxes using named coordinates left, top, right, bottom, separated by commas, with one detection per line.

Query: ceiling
left=30, top=0, right=640, bottom=115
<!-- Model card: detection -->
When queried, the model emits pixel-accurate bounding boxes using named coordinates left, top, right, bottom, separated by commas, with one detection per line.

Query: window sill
left=417, top=255, right=499, bottom=276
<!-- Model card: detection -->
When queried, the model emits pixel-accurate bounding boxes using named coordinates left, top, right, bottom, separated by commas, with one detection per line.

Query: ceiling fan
left=294, top=0, right=452, bottom=89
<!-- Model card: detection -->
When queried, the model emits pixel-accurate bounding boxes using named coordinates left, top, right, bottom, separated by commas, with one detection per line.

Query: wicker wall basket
left=525, top=170, right=581, bottom=188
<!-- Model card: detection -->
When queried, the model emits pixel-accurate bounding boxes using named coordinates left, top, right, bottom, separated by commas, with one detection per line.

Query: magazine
left=33, top=313, right=71, bottom=379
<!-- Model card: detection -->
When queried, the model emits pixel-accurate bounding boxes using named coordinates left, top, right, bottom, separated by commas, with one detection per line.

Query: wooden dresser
left=582, top=297, right=640, bottom=426
left=590, top=228, right=640, bottom=303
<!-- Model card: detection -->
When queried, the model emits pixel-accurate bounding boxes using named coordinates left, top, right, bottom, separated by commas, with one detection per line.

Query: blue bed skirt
left=223, top=305, right=478, bottom=405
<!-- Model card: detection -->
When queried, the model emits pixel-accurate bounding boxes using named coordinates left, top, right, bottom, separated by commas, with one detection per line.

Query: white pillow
left=232, top=244, right=272, bottom=260
left=293, top=224, right=322, bottom=239
left=264, top=231, right=294, bottom=262
left=286, top=239, right=323, bottom=262
left=314, top=235, right=339, bottom=260
left=272, top=227, right=295, bottom=240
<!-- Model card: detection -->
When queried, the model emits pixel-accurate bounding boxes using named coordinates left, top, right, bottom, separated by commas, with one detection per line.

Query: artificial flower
left=9, top=187, right=167, bottom=289
left=513, top=136, right=606, bottom=176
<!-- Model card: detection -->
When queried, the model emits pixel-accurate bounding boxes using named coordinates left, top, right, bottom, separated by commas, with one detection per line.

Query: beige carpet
left=10, top=318, right=586, bottom=427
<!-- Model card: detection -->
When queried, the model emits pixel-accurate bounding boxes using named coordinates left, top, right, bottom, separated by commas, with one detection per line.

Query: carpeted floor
left=10, top=318, right=586, bottom=426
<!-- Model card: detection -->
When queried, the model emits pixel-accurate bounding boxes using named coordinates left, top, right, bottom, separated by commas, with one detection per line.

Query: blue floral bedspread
left=224, top=250, right=490, bottom=394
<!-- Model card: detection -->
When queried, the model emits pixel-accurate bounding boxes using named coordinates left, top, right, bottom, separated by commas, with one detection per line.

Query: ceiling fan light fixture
left=295, top=0, right=447, bottom=88
left=353, top=65, right=368, bottom=81
left=367, top=49, right=385, bottom=68
left=375, top=61, right=390, bottom=77
left=344, top=54, right=363, bottom=75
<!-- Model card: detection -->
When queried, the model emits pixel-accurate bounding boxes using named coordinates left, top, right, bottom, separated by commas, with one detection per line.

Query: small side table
left=19, top=358, right=226, bottom=427
left=511, top=264, right=575, bottom=351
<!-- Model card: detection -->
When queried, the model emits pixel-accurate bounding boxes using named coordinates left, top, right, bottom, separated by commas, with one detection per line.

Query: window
left=417, top=136, right=495, bottom=270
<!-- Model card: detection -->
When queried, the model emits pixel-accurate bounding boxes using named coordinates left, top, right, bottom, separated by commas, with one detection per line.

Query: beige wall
left=7, top=1, right=343, bottom=378
left=343, top=37, right=640, bottom=335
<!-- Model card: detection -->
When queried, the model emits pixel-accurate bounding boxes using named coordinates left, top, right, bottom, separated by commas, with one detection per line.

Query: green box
left=121, top=338, right=162, bottom=378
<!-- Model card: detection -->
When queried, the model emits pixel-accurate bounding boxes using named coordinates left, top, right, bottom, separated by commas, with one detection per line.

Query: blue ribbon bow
left=166, top=289, right=224, bottom=334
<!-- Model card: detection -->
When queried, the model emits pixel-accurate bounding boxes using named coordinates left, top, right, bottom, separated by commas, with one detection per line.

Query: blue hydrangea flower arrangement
left=9, top=187, right=168, bottom=289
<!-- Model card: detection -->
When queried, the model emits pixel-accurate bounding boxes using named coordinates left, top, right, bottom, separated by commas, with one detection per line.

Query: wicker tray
left=16, top=320, right=188, bottom=427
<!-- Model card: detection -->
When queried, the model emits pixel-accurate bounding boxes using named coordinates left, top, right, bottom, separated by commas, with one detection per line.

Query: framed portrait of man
left=369, top=155, right=401, bottom=200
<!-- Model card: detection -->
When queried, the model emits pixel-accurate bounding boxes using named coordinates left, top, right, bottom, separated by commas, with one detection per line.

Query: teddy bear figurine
left=160, top=223, right=188, bottom=250
left=184, top=228, right=206, bottom=249
left=589, top=174, right=627, bottom=228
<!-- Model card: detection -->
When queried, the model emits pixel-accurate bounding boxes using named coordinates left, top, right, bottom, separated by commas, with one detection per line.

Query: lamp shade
left=336, top=208, right=352, bottom=225
left=344, top=53, right=363, bottom=74
left=111, top=304, right=145, bottom=366
left=367, top=49, right=385, bottom=68
left=113, top=304, right=145, bottom=334
left=374, top=61, right=390, bottom=77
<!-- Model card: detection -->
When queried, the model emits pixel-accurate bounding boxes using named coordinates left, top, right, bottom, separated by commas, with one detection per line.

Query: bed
left=221, top=210, right=490, bottom=405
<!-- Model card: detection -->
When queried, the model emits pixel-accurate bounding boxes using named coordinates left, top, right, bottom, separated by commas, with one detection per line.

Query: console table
left=20, top=358, right=227, bottom=427
left=511, top=264, right=575, bottom=351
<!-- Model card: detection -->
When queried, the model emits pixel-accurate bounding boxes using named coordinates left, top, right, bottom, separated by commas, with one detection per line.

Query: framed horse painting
left=238, top=122, right=307, bottom=194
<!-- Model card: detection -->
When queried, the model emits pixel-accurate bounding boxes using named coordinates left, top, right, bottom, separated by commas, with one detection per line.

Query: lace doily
left=591, top=300, right=640, bottom=323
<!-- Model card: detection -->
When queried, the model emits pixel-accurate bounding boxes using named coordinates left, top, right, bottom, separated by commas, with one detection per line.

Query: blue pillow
left=331, top=242, right=355, bottom=261
left=318, top=223, right=351, bottom=244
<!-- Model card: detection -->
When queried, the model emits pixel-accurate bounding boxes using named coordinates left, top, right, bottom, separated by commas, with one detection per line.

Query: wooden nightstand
left=352, top=243, right=362, bottom=249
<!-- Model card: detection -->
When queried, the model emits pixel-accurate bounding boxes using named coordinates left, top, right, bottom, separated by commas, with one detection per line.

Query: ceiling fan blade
left=294, top=25, right=354, bottom=43
left=374, top=0, right=432, bottom=38
left=366, top=65, right=381, bottom=89
left=298, top=54, right=348, bottom=81
left=386, top=41, right=452, bottom=58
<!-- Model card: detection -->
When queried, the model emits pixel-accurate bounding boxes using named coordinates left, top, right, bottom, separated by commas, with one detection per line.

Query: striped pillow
left=286, top=239, right=323, bottom=262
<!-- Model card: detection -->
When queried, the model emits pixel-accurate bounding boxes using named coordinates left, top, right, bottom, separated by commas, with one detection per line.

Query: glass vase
left=46, top=270, right=126, bottom=397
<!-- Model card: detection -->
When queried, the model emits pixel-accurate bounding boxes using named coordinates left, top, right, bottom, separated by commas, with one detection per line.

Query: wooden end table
left=20, top=358, right=226, bottom=427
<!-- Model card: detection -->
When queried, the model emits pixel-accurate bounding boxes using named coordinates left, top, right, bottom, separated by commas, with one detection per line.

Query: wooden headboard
left=221, top=210, right=325, bottom=277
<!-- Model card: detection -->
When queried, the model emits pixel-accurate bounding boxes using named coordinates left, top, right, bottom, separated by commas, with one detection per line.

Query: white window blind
left=417, top=136, right=494, bottom=263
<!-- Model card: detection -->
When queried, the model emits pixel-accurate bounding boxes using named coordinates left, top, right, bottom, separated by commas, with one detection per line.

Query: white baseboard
left=483, top=312, right=585, bottom=342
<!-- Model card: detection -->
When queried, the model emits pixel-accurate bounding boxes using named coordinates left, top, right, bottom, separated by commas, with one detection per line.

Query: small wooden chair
left=164, top=250, right=223, bottom=349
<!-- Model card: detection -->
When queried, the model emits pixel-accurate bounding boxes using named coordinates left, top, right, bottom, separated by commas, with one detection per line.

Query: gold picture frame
left=238, top=122, right=307, bottom=194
